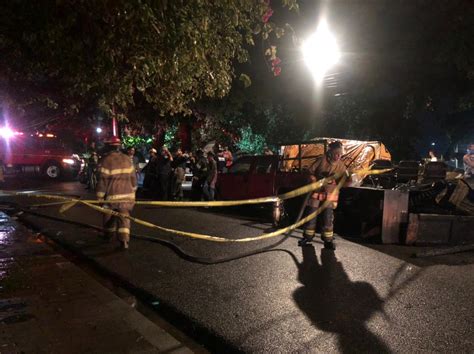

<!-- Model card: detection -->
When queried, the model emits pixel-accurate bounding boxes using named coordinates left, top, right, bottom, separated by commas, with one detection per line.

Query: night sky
left=242, top=0, right=474, bottom=159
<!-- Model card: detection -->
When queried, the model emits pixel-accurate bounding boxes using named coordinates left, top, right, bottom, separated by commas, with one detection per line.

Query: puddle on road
left=0, top=227, right=15, bottom=243
left=1, top=313, right=35, bottom=324
left=0, top=212, right=17, bottom=247
left=0, top=257, right=15, bottom=274
left=0, top=299, right=34, bottom=325
left=0, top=257, right=30, bottom=295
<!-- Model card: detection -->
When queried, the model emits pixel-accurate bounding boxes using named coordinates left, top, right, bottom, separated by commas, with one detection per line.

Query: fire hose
left=4, top=169, right=390, bottom=263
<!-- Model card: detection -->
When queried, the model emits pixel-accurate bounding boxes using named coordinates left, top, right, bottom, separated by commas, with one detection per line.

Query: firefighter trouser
left=303, top=200, right=335, bottom=242
left=103, top=209, right=131, bottom=243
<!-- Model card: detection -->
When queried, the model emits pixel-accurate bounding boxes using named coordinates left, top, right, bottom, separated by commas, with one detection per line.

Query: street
left=3, top=179, right=474, bottom=353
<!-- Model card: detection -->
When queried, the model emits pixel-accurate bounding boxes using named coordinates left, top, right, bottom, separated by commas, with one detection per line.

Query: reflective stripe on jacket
left=310, top=154, right=347, bottom=205
left=96, top=151, right=137, bottom=211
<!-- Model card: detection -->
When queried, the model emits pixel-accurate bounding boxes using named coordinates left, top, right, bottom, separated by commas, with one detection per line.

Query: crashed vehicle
left=335, top=156, right=474, bottom=245
left=280, top=138, right=391, bottom=172
left=217, top=138, right=391, bottom=225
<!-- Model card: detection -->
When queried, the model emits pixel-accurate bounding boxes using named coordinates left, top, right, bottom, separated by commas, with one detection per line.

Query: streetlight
left=302, top=19, right=340, bottom=83
left=96, top=127, right=102, bottom=134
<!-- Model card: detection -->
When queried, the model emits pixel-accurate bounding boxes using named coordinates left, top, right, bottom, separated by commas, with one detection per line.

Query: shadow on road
left=293, top=245, right=391, bottom=353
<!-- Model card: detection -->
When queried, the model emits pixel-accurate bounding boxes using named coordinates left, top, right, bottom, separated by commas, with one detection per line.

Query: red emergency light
left=0, top=126, right=14, bottom=139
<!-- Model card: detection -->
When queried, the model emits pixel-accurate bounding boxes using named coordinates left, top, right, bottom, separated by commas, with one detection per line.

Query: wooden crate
left=406, top=213, right=474, bottom=245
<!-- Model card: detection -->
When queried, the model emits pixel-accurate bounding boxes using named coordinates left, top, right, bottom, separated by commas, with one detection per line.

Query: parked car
left=0, top=131, right=81, bottom=180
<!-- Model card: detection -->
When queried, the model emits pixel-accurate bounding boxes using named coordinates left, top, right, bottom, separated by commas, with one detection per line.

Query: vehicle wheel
left=272, top=199, right=289, bottom=228
left=43, top=161, right=62, bottom=179
left=273, top=194, right=308, bottom=228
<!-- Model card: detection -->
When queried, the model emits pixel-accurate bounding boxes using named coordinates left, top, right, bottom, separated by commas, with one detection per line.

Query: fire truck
left=0, top=128, right=81, bottom=180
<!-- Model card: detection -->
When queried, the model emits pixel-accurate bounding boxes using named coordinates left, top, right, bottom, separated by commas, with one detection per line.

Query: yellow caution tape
left=62, top=174, right=348, bottom=243
left=28, top=178, right=329, bottom=208
left=59, top=201, right=79, bottom=213
left=28, top=168, right=392, bottom=208
left=11, top=168, right=392, bottom=242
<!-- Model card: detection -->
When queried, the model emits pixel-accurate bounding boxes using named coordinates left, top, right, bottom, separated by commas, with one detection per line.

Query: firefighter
left=96, top=136, right=137, bottom=249
left=298, top=141, right=350, bottom=250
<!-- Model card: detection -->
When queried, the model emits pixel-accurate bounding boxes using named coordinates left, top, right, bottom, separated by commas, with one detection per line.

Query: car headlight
left=62, top=158, right=75, bottom=165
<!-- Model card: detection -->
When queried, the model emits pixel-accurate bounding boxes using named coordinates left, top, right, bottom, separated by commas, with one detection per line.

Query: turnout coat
left=96, top=150, right=137, bottom=211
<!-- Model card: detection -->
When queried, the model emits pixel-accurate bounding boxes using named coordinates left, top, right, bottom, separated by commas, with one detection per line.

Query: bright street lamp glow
left=0, top=126, right=14, bottom=139
left=96, top=127, right=103, bottom=134
left=302, top=20, right=340, bottom=83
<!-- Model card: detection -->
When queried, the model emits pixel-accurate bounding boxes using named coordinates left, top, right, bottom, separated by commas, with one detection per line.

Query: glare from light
left=0, top=127, right=14, bottom=139
left=96, top=127, right=103, bottom=134
left=431, top=142, right=436, bottom=146
left=302, top=20, right=341, bottom=83
left=62, top=158, right=75, bottom=165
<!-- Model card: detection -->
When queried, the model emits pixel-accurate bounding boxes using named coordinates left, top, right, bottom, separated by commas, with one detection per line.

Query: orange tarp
left=280, top=138, right=391, bottom=172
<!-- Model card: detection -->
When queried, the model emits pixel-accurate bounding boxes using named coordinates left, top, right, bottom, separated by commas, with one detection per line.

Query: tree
left=0, top=0, right=297, bottom=122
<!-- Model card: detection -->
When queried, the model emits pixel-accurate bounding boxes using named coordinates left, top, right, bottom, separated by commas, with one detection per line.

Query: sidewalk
left=0, top=211, right=194, bottom=354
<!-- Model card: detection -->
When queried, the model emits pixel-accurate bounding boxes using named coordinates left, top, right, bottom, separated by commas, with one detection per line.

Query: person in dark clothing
left=86, top=141, right=99, bottom=190
left=156, top=146, right=173, bottom=200
left=172, top=148, right=187, bottom=200
left=214, top=143, right=226, bottom=172
left=191, top=149, right=208, bottom=201
left=142, top=148, right=158, bottom=197
left=203, top=151, right=218, bottom=201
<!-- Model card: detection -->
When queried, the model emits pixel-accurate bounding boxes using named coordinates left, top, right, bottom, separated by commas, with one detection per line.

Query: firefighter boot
left=322, top=233, right=336, bottom=250
left=298, top=237, right=311, bottom=246
left=299, top=230, right=315, bottom=247
left=324, top=240, right=336, bottom=251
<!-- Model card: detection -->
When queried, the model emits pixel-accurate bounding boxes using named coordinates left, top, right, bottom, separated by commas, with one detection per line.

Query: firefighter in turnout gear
left=299, top=141, right=350, bottom=250
left=96, top=136, right=137, bottom=249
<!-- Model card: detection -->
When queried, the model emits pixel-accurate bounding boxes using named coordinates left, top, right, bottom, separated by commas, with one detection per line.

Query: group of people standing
left=141, top=146, right=185, bottom=200
left=140, top=145, right=233, bottom=201
left=190, top=149, right=218, bottom=201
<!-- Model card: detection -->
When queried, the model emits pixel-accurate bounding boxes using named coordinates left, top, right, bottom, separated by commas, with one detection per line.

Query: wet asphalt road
left=2, top=179, right=474, bottom=353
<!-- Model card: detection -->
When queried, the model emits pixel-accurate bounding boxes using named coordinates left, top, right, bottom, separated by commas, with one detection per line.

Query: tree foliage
left=235, top=126, right=266, bottom=155
left=0, top=0, right=298, bottom=120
